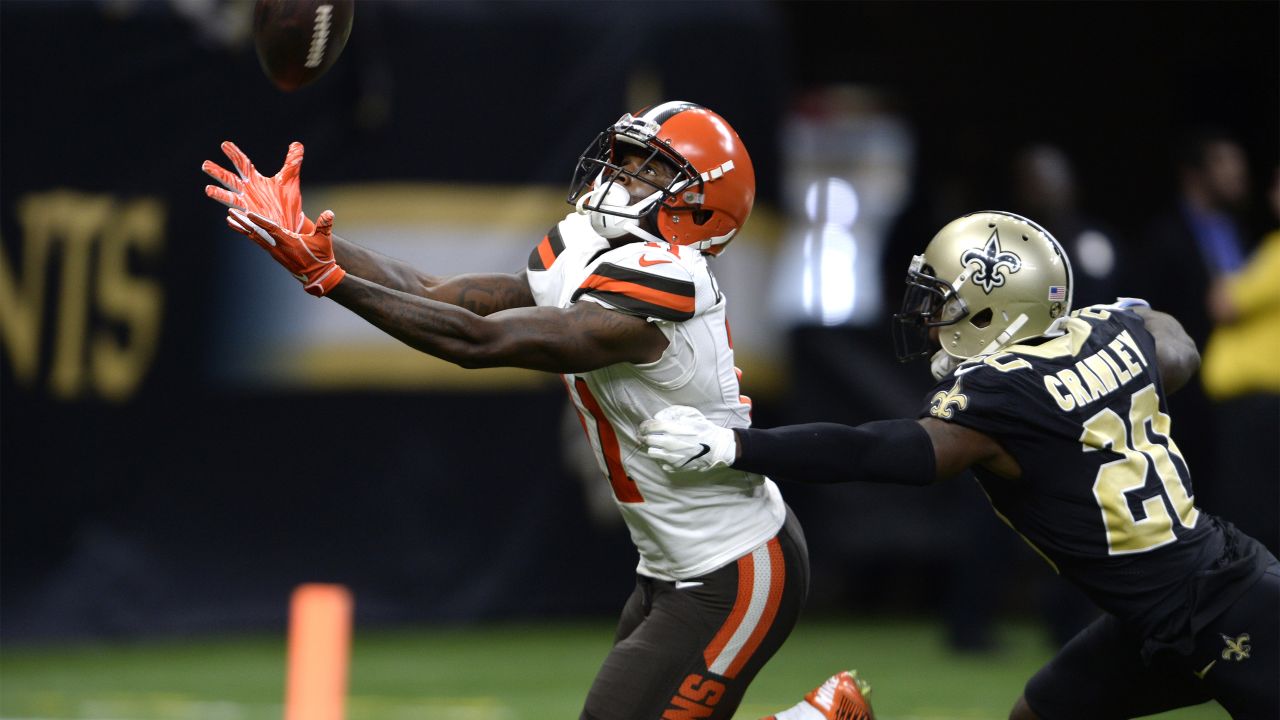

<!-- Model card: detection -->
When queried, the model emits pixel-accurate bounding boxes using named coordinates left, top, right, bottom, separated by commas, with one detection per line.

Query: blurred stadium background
left=2, top=1, right=1275, bottom=718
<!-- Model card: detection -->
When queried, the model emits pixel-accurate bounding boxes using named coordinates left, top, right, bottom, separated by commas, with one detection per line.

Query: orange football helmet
left=568, top=101, right=756, bottom=255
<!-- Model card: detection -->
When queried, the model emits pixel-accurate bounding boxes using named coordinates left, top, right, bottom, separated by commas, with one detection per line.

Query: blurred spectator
left=1198, top=168, right=1280, bottom=555
left=1007, top=144, right=1123, bottom=644
left=1136, top=129, right=1256, bottom=508
left=1140, top=129, right=1254, bottom=347
left=1010, top=144, right=1124, bottom=307
left=777, top=99, right=1017, bottom=652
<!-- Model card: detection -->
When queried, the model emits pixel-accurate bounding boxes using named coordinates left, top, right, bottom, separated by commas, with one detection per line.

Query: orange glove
left=229, top=207, right=346, bottom=297
left=203, top=140, right=313, bottom=234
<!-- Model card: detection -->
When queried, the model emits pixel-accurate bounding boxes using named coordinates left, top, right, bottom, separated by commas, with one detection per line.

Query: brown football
left=253, top=0, right=354, bottom=92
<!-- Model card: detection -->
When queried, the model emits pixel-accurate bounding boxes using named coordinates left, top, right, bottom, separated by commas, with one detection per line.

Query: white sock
left=770, top=701, right=825, bottom=720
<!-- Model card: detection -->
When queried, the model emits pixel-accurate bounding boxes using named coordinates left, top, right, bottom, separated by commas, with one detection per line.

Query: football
left=253, top=0, right=354, bottom=92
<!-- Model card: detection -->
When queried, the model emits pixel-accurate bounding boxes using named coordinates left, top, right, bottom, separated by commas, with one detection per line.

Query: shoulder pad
left=528, top=213, right=608, bottom=272
left=527, top=224, right=567, bottom=271
left=922, top=360, right=1026, bottom=426
left=573, top=242, right=698, bottom=322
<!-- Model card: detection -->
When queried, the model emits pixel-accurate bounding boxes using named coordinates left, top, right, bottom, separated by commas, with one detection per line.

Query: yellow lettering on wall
left=0, top=190, right=166, bottom=402
left=0, top=199, right=56, bottom=384
left=48, top=194, right=114, bottom=399
left=93, top=199, right=165, bottom=401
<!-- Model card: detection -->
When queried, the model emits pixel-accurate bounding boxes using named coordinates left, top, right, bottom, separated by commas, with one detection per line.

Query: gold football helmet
left=893, top=211, right=1074, bottom=362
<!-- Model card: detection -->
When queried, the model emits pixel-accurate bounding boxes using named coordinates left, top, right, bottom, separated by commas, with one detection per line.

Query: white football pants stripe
left=706, top=542, right=776, bottom=677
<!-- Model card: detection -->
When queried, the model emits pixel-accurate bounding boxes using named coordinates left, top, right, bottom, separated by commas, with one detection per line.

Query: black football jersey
left=919, top=304, right=1239, bottom=641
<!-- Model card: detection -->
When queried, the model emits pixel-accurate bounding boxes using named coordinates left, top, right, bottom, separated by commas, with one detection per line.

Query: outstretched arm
left=333, top=237, right=535, bottom=316
left=732, top=419, right=938, bottom=485
left=203, top=140, right=534, bottom=314
left=641, top=409, right=1016, bottom=483
left=328, top=274, right=666, bottom=373
left=225, top=207, right=667, bottom=372
left=1133, top=306, right=1200, bottom=394
left=734, top=416, right=1011, bottom=483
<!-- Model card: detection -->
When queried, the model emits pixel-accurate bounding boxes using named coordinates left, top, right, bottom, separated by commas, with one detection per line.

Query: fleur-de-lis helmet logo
left=961, top=229, right=1023, bottom=294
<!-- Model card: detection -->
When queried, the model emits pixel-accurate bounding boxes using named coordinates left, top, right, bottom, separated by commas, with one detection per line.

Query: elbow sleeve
left=734, top=418, right=936, bottom=486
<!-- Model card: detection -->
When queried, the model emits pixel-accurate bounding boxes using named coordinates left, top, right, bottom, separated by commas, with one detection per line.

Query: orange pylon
left=284, top=583, right=353, bottom=720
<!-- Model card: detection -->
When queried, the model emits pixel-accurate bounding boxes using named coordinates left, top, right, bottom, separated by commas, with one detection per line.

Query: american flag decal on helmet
left=1048, top=285, right=1067, bottom=301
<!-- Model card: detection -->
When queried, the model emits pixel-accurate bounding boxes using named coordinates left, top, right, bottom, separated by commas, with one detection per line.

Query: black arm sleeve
left=733, top=419, right=936, bottom=486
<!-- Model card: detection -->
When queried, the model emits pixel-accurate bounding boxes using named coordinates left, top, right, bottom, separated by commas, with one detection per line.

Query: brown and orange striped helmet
left=568, top=101, right=756, bottom=255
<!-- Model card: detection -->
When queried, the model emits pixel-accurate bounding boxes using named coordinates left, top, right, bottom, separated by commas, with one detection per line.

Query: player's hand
left=203, top=140, right=314, bottom=234
left=229, top=207, right=346, bottom=297
left=640, top=406, right=737, bottom=473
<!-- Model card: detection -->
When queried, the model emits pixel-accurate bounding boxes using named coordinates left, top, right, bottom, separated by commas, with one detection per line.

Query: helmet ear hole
left=969, top=307, right=994, bottom=328
left=692, top=209, right=714, bottom=225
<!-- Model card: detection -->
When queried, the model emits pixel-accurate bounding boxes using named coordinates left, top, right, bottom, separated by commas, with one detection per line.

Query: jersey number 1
left=570, top=377, right=644, bottom=503
left=1082, top=383, right=1198, bottom=555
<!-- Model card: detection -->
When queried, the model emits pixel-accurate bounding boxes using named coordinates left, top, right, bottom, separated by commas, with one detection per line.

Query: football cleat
left=803, top=670, right=875, bottom=720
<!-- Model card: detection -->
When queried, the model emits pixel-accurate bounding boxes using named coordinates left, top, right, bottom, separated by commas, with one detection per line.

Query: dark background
left=3, top=0, right=1276, bottom=642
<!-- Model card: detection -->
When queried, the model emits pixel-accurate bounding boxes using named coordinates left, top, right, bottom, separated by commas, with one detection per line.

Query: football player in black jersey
left=641, top=211, right=1279, bottom=720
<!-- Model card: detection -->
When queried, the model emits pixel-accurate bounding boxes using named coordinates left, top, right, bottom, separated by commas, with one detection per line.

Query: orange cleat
left=802, top=670, right=875, bottom=720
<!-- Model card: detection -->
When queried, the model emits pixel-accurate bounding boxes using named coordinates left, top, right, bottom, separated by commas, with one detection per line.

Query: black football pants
left=1025, top=561, right=1279, bottom=719
left=581, top=507, right=809, bottom=720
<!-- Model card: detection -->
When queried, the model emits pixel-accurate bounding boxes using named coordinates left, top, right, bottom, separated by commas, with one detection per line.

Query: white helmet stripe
left=638, top=100, right=700, bottom=125
left=700, top=160, right=735, bottom=182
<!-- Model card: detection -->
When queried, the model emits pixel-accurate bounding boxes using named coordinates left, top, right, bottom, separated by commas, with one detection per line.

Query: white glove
left=639, top=406, right=738, bottom=473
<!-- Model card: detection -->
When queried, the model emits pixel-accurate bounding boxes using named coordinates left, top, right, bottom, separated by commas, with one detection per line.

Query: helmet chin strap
left=577, top=178, right=666, bottom=243
left=935, top=311, right=1050, bottom=380
left=618, top=221, right=665, bottom=244
left=979, top=312, right=1029, bottom=355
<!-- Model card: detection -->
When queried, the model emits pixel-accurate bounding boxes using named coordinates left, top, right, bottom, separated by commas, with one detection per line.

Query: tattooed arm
left=332, top=236, right=535, bottom=315
left=326, top=275, right=668, bottom=372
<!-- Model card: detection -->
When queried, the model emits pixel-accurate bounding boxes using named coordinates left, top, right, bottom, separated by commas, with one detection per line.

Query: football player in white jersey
left=202, top=102, right=872, bottom=719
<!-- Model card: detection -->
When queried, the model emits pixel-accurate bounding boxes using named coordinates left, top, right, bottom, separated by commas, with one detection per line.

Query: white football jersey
left=527, top=212, right=785, bottom=581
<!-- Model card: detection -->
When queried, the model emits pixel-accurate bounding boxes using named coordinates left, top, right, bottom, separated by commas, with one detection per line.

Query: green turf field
left=0, top=618, right=1227, bottom=719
